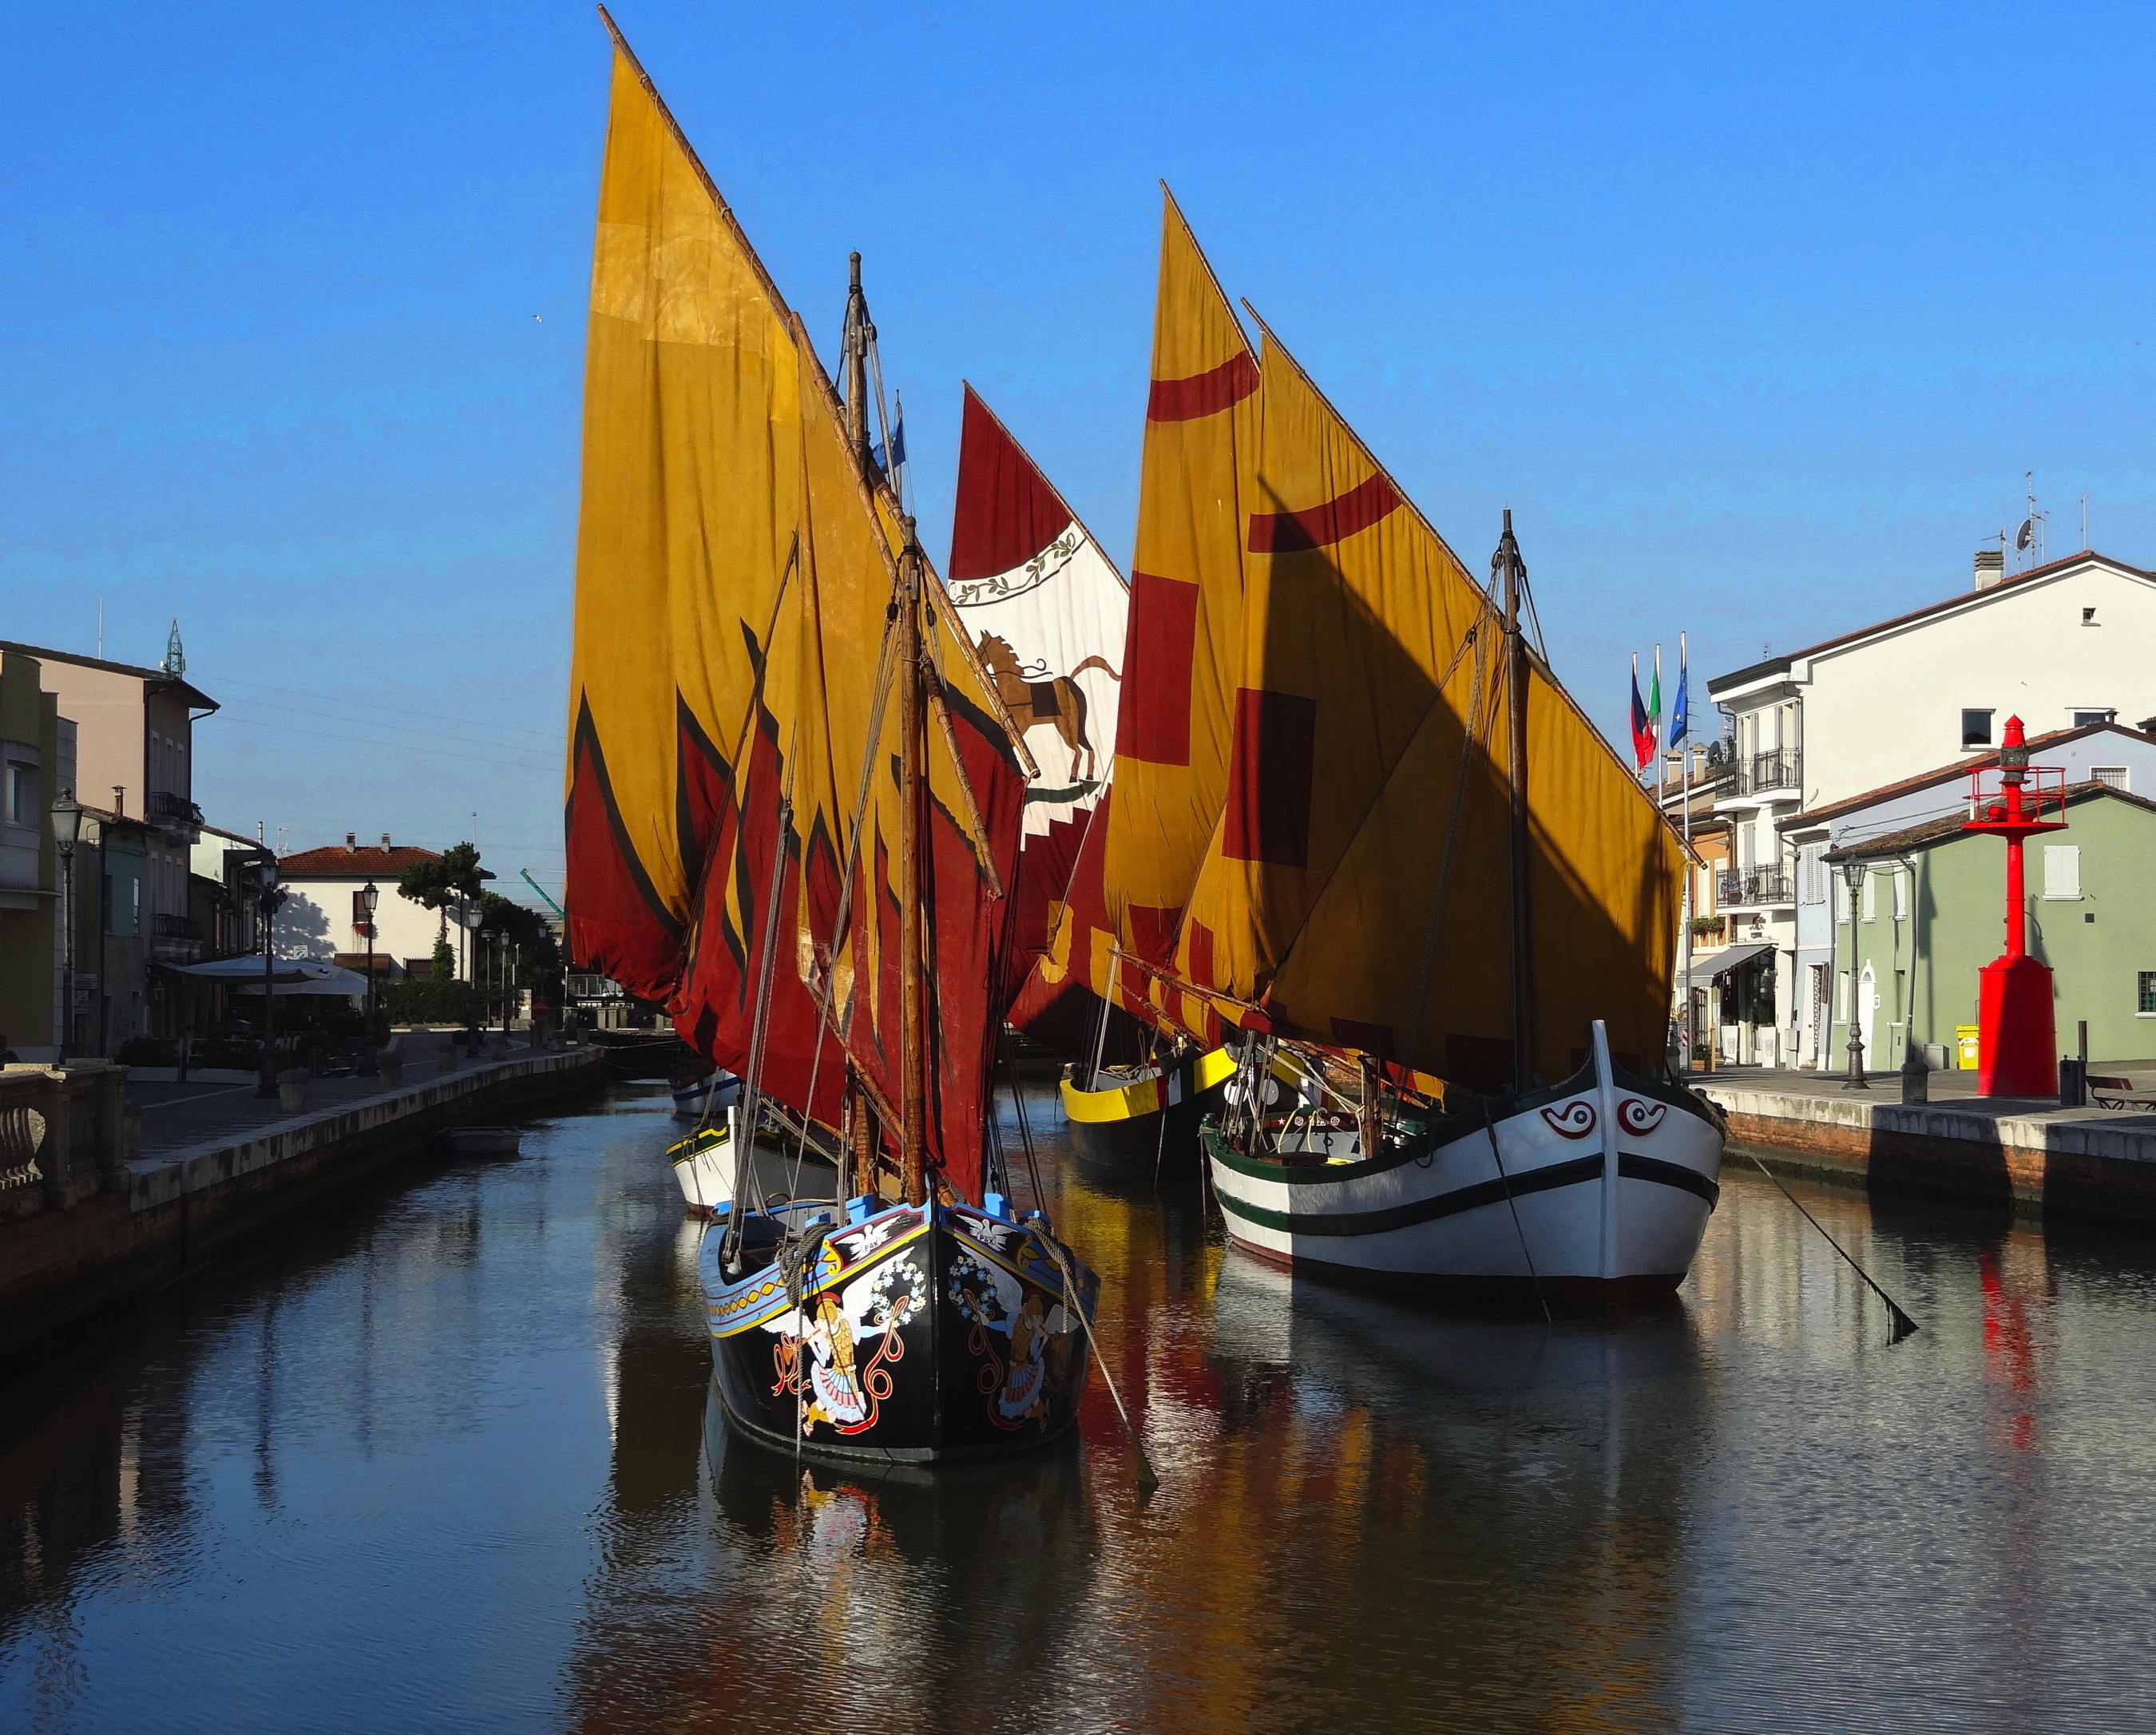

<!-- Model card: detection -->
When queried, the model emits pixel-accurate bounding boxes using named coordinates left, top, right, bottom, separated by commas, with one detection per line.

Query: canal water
left=3, top=1083, right=2152, bottom=1733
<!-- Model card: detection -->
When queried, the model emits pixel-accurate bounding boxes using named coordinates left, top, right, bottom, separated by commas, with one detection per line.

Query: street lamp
left=458, top=900, right=485, bottom=1054
left=359, top=879, right=380, bottom=1076
left=1841, top=857, right=1869, bottom=1091
left=50, top=791, right=81, bottom=1063
left=251, top=852, right=286, bottom=1098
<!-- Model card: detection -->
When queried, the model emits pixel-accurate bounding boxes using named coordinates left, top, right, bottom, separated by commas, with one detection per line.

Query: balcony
left=146, top=790, right=204, bottom=839
left=1716, top=868, right=1794, bottom=909
left=1721, top=750, right=1802, bottom=801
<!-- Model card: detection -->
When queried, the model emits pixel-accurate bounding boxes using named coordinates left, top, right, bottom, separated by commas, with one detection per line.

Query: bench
left=2086, top=1075, right=2156, bottom=1111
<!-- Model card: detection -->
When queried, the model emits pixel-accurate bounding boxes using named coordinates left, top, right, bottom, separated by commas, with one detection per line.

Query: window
left=2043, top=845, right=2082, bottom=901
left=2141, top=972, right=2156, bottom=1016
left=1836, top=970, right=1850, bottom=1023
left=1799, top=843, right=1827, bottom=905
left=2093, top=766, right=2130, bottom=791
left=1892, top=868, right=1908, bottom=921
left=5, top=762, right=34, bottom=826
left=1860, top=869, right=1876, bottom=923
left=2072, top=710, right=2114, bottom=728
left=1961, top=709, right=1994, bottom=749
left=1834, top=876, right=1850, bottom=925
left=2083, top=608, right=2099, bottom=626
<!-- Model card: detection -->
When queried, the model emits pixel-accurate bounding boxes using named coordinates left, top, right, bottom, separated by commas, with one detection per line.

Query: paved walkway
left=129, top=1036, right=546, bottom=1158
left=1686, top=1060, right=2156, bottom=1118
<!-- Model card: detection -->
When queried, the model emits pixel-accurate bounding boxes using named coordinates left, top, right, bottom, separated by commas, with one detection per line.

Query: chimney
left=1974, top=549, right=2005, bottom=591
left=346, top=831, right=357, bottom=850
left=381, top=833, right=391, bottom=850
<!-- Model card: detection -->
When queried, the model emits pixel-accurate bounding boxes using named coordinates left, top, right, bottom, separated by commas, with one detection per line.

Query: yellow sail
left=564, top=42, right=803, bottom=999
left=1168, top=319, right=1683, bottom=1083
left=1080, top=192, right=1261, bottom=1031
left=565, top=32, right=1026, bottom=1183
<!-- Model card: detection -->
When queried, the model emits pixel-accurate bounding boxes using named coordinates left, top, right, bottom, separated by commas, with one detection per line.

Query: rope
left=1006, top=1073, right=1048, bottom=1219
left=1743, top=1150, right=1920, bottom=1339
left=1482, top=1099, right=1552, bottom=1325
left=1038, top=1233, right=1158, bottom=1497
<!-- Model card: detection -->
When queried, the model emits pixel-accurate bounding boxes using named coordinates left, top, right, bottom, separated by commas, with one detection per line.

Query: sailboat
left=563, top=13, right=1098, bottom=1460
left=1076, top=201, right=1723, bottom=1297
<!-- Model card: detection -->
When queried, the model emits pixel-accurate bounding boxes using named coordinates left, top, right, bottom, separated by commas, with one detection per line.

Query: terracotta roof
left=1824, top=780, right=2156, bottom=861
left=1708, top=551, right=2156, bottom=696
left=279, top=844, right=441, bottom=876
left=1777, top=721, right=2154, bottom=832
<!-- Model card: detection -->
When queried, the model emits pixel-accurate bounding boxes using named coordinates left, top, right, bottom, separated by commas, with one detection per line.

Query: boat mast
left=842, top=252, right=875, bottom=477
left=844, top=252, right=927, bottom=1203
left=1496, top=510, right=1535, bottom=1090
left=896, top=519, right=929, bottom=1204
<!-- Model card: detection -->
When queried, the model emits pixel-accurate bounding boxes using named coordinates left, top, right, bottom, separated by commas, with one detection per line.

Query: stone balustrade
left=0, top=1064, right=136, bottom=1218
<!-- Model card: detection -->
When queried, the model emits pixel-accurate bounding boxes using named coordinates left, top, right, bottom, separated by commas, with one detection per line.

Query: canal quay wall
left=0, top=1043, right=605, bottom=1369
left=1694, top=1075, right=2156, bottom=1220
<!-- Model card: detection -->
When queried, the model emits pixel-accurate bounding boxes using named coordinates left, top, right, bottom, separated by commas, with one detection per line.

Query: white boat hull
left=670, top=1111, right=740, bottom=1218
left=1207, top=1023, right=1722, bottom=1301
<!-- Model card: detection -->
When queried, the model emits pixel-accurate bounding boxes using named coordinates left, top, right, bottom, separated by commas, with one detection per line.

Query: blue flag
left=1670, top=632, right=1689, bottom=748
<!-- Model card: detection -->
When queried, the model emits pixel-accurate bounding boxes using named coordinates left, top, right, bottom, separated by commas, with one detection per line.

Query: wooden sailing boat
left=1074, top=228, right=1722, bottom=1294
left=563, top=14, right=1098, bottom=1460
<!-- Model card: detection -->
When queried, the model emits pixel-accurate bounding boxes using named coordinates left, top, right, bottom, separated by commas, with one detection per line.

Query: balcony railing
left=1716, top=868, right=1794, bottom=908
left=146, top=790, right=204, bottom=831
left=1722, top=750, right=1801, bottom=798
left=154, top=913, right=202, bottom=940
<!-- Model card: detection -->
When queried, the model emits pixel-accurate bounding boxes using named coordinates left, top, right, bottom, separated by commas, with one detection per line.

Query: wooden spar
left=923, top=675, right=1005, bottom=900
left=1497, top=510, right=1536, bottom=1090
left=898, top=521, right=929, bottom=1206
left=842, top=252, right=874, bottom=476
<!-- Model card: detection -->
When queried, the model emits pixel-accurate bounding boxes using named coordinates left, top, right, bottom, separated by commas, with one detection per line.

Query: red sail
left=948, top=384, right=1131, bottom=1060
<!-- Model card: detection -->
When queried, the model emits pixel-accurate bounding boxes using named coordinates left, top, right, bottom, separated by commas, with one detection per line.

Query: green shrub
left=430, top=938, right=455, bottom=982
left=381, top=979, right=482, bottom=1026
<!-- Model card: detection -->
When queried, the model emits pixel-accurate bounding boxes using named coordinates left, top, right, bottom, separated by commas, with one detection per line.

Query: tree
left=477, top=890, right=564, bottom=1016
left=397, top=842, right=485, bottom=944
left=430, top=937, right=455, bottom=981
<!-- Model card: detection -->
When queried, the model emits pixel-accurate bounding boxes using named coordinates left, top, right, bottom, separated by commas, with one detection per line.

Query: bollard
left=378, top=1054, right=405, bottom=1090
left=1900, top=1052, right=1929, bottom=1105
left=438, top=1042, right=462, bottom=1075
left=277, top=1068, right=309, bottom=1114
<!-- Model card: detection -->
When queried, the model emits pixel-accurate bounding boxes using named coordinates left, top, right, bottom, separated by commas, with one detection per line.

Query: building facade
left=276, top=837, right=467, bottom=980
left=1703, top=551, right=2156, bottom=1068
left=1823, top=783, right=2156, bottom=1070
left=0, top=641, right=218, bottom=1056
left=0, top=651, right=69, bottom=1057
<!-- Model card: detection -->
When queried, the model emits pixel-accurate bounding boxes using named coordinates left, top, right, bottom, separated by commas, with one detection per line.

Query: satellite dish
left=2016, top=517, right=2035, bottom=551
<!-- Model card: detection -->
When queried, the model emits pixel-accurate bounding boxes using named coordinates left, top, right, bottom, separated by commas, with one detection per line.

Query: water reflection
left=2, top=1086, right=2154, bottom=1733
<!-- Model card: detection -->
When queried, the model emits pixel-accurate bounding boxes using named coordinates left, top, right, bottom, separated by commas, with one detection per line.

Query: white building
left=276, top=835, right=479, bottom=980
left=1704, top=549, right=2156, bottom=1067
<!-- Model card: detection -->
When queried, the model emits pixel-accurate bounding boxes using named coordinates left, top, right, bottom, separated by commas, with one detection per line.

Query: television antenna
left=2015, top=472, right=2047, bottom=570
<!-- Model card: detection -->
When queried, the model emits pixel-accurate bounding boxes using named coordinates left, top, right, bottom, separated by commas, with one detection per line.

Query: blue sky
left=6, top=1, right=2154, bottom=901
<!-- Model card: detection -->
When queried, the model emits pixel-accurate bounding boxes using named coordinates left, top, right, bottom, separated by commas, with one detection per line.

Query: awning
left=1681, top=941, right=1774, bottom=988
left=163, top=957, right=371, bottom=996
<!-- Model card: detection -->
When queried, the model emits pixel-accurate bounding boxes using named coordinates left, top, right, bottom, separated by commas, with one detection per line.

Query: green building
left=1822, top=782, right=2156, bottom=1070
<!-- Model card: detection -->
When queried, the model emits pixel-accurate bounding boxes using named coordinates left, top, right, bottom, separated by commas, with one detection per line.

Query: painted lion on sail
left=975, top=633, right=1120, bottom=781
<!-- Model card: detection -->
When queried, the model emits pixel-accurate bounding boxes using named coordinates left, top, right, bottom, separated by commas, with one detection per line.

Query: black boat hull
left=703, top=1200, right=1097, bottom=1467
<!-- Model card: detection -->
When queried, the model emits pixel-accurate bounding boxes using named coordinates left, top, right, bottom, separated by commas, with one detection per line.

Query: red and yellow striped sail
left=564, top=39, right=1024, bottom=1190
left=1167, top=319, right=1683, bottom=1083
left=1053, top=190, right=1260, bottom=1041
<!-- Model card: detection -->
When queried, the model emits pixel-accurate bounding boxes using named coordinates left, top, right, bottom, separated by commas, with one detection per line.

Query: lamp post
left=359, top=879, right=380, bottom=1076
left=252, top=852, right=286, bottom=1098
left=50, top=791, right=81, bottom=1063
left=458, top=901, right=485, bottom=1055
left=1841, top=857, right=1869, bottom=1091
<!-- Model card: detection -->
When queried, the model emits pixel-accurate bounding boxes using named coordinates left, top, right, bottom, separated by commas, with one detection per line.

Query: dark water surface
left=5, top=1083, right=2154, bottom=1733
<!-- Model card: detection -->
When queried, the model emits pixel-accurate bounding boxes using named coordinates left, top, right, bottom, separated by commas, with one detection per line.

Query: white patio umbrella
left=164, top=957, right=371, bottom=996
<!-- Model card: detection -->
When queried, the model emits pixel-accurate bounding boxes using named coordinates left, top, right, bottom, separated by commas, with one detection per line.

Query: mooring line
left=1483, top=1102, right=1552, bottom=1325
left=1743, top=1150, right=1920, bottom=1340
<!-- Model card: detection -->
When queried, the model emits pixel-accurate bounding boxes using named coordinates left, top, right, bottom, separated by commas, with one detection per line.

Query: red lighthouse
left=1960, top=715, right=2068, bottom=1097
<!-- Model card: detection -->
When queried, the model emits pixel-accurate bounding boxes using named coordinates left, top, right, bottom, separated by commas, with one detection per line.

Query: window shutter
left=2043, top=845, right=2081, bottom=901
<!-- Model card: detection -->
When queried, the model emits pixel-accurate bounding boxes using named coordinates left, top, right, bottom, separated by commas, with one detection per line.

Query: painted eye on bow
left=1619, top=1098, right=1669, bottom=1135
left=1539, top=1101, right=1598, bottom=1139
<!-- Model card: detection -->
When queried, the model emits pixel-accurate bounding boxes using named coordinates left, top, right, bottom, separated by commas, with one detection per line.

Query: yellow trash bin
left=1956, top=1024, right=1980, bottom=1070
